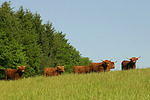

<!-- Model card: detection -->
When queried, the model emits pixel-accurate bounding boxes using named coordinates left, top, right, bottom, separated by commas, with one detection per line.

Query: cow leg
left=123, top=67, right=127, bottom=70
left=44, top=73, right=46, bottom=77
left=5, top=74, right=7, bottom=81
left=133, top=65, right=136, bottom=69
left=56, top=73, right=59, bottom=76
left=122, top=65, right=127, bottom=70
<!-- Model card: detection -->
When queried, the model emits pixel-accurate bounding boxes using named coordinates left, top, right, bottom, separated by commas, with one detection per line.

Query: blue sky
left=1, top=0, right=150, bottom=70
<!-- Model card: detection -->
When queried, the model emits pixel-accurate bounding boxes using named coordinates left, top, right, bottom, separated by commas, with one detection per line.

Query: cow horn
left=115, top=61, right=117, bottom=63
left=126, top=57, right=130, bottom=60
left=110, top=59, right=112, bottom=61
left=137, top=56, right=141, bottom=58
left=101, top=59, right=104, bottom=61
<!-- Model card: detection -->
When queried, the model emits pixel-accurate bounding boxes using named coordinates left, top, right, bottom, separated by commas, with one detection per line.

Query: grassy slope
left=0, top=68, right=150, bottom=100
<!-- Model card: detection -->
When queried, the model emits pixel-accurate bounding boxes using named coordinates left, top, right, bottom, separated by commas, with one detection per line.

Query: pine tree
left=16, top=6, right=42, bottom=75
left=42, top=22, right=54, bottom=63
left=0, top=2, right=27, bottom=79
left=0, top=1, right=92, bottom=78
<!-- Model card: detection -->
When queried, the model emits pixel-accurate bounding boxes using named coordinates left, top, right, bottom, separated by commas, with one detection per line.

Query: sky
left=1, top=0, right=150, bottom=70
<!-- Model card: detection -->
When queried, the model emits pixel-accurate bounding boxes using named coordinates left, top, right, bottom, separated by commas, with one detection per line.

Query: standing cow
left=44, top=66, right=64, bottom=77
left=5, top=66, right=26, bottom=80
left=91, top=60, right=117, bottom=72
left=121, top=56, right=141, bottom=70
left=102, top=60, right=117, bottom=72
left=73, top=66, right=92, bottom=74
left=90, top=62, right=104, bottom=72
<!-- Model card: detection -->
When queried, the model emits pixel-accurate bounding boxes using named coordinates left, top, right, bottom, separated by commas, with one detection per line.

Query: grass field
left=0, top=68, right=150, bottom=100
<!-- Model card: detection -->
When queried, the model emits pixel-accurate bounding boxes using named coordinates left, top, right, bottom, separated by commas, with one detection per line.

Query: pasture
left=0, top=68, right=150, bottom=100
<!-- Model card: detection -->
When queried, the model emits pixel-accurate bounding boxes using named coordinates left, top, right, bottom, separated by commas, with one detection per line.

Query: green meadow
left=0, top=68, right=150, bottom=100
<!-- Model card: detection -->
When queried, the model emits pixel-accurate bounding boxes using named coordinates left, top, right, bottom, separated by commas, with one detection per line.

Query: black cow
left=121, top=56, right=141, bottom=70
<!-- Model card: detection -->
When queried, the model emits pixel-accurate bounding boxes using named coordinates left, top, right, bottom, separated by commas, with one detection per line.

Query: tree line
left=0, top=1, right=91, bottom=79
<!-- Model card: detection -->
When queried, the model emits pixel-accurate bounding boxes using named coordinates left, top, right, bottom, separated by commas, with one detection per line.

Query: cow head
left=57, top=66, right=64, bottom=72
left=101, top=60, right=111, bottom=66
left=127, top=56, right=141, bottom=63
left=101, top=59, right=117, bottom=70
left=109, top=61, right=117, bottom=69
left=100, top=60, right=111, bottom=71
left=18, top=66, right=26, bottom=73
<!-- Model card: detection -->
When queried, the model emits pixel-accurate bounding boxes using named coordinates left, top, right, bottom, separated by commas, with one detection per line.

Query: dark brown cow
left=90, top=63, right=104, bottom=72
left=91, top=60, right=117, bottom=72
left=106, top=61, right=116, bottom=71
left=73, top=66, right=92, bottom=74
left=44, top=66, right=64, bottom=77
left=102, top=60, right=117, bottom=72
left=5, top=66, right=26, bottom=80
left=121, top=56, right=141, bottom=70
left=90, top=60, right=109, bottom=72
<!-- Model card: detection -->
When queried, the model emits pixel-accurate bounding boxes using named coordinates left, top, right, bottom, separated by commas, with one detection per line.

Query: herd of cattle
left=5, top=56, right=141, bottom=80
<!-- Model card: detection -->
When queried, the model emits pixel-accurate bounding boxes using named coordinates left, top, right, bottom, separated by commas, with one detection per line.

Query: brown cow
left=73, top=66, right=92, bottom=74
left=90, top=63, right=104, bottom=72
left=44, top=66, right=64, bottom=77
left=121, top=56, right=141, bottom=70
left=5, top=66, right=26, bottom=80
left=106, top=61, right=116, bottom=71
left=91, top=60, right=117, bottom=72
left=102, top=60, right=117, bottom=72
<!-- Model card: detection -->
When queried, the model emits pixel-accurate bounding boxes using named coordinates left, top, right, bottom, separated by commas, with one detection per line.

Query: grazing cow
left=5, top=66, right=26, bottom=80
left=44, top=66, right=64, bottom=77
left=73, top=66, right=92, bottom=74
left=121, top=56, right=141, bottom=70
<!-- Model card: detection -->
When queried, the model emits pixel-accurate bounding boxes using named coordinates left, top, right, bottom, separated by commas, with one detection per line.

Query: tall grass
left=0, top=68, right=150, bottom=100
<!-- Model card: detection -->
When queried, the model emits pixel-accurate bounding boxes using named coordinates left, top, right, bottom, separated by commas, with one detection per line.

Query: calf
left=5, top=66, right=26, bottom=80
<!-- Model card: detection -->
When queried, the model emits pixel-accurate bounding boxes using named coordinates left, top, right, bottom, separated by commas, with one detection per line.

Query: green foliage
left=24, top=66, right=36, bottom=77
left=0, top=1, right=91, bottom=79
left=0, top=1, right=27, bottom=69
left=79, top=57, right=91, bottom=66
left=0, top=66, right=5, bottom=79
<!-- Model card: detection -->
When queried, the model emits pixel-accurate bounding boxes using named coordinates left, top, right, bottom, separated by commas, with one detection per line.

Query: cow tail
left=73, top=67, right=76, bottom=74
left=44, top=70, right=46, bottom=77
left=5, top=75, right=7, bottom=80
left=5, top=71, right=7, bottom=80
